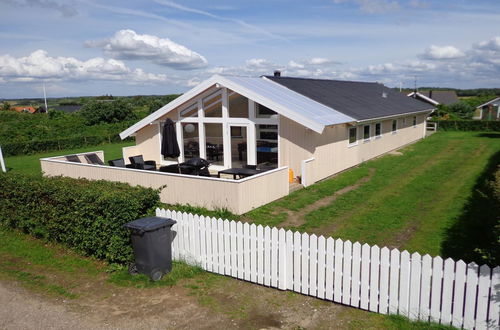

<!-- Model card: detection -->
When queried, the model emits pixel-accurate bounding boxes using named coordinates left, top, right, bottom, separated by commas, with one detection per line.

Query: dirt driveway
left=0, top=279, right=230, bottom=330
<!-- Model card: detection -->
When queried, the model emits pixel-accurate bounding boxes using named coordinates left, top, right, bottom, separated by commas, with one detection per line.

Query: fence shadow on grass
left=441, top=149, right=500, bottom=267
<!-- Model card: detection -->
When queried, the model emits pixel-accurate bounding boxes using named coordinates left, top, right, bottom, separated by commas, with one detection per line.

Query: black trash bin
left=124, top=216, right=176, bottom=281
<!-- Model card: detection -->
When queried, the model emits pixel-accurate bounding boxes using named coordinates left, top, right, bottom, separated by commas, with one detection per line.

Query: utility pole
left=43, top=83, right=48, bottom=114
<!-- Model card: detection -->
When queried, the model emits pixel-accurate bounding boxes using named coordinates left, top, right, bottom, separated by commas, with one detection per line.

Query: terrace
left=40, top=151, right=289, bottom=215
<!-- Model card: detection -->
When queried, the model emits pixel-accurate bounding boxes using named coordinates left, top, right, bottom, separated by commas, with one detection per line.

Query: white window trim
left=348, top=126, right=358, bottom=147
left=363, top=124, right=371, bottom=142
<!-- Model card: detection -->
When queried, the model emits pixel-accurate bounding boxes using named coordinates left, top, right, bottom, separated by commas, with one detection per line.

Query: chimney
left=273, top=70, right=281, bottom=77
left=429, top=90, right=433, bottom=99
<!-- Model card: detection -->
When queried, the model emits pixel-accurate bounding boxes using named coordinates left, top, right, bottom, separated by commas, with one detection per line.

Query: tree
left=1, top=102, right=11, bottom=111
left=79, top=99, right=137, bottom=125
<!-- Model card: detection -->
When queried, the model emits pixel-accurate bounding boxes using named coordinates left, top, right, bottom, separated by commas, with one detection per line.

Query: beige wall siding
left=280, top=114, right=428, bottom=184
left=40, top=158, right=289, bottom=215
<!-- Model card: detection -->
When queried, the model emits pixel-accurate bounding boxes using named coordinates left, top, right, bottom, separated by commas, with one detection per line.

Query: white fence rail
left=157, top=208, right=500, bottom=330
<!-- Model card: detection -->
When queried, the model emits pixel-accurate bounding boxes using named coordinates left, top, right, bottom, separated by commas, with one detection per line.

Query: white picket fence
left=157, top=208, right=500, bottom=330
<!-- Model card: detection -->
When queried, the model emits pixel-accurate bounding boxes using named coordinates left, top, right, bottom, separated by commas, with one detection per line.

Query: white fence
left=157, top=208, right=500, bottom=330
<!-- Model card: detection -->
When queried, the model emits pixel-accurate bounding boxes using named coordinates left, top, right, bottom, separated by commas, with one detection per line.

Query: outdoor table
left=217, top=167, right=260, bottom=180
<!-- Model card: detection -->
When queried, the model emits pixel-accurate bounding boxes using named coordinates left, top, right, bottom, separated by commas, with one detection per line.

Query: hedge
left=432, top=120, right=500, bottom=131
left=1, top=134, right=126, bottom=156
left=0, top=173, right=161, bottom=263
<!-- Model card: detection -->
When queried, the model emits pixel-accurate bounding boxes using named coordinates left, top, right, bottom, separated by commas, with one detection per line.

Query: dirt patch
left=279, top=168, right=376, bottom=228
left=388, top=150, right=403, bottom=156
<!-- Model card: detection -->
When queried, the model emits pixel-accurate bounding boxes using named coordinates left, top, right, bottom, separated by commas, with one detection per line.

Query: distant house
left=473, top=97, right=500, bottom=120
left=407, top=90, right=459, bottom=106
left=12, top=106, right=37, bottom=114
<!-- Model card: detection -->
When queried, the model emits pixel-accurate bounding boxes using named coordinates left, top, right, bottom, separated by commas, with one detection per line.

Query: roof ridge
left=264, top=75, right=379, bottom=85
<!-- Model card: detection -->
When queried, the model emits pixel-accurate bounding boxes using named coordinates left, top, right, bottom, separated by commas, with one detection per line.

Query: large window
left=228, top=92, right=248, bottom=118
left=256, top=104, right=277, bottom=118
left=182, top=123, right=199, bottom=161
left=392, top=119, right=397, bottom=133
left=203, top=92, right=222, bottom=117
left=375, top=122, right=381, bottom=138
left=257, top=124, right=278, bottom=141
left=349, top=127, right=357, bottom=145
left=363, top=125, right=370, bottom=140
left=180, top=103, right=197, bottom=118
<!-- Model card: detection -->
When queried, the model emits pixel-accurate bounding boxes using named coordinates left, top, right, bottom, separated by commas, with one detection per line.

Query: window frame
left=348, top=126, right=358, bottom=146
left=375, top=122, right=382, bottom=138
left=363, top=124, right=371, bottom=142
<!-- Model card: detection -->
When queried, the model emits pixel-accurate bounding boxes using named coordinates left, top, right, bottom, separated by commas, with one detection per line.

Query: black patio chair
left=84, top=153, right=104, bottom=165
left=108, top=158, right=135, bottom=168
left=129, top=155, right=157, bottom=171
left=65, top=155, right=81, bottom=163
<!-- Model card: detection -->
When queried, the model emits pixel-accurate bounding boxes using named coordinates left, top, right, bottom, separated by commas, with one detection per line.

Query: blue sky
left=1, top=0, right=499, bottom=98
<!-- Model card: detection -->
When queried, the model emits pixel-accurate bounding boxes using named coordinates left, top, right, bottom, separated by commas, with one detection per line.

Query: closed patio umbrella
left=161, top=118, right=181, bottom=173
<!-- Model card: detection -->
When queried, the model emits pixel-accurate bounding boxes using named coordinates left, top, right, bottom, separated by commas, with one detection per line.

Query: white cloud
left=86, top=29, right=207, bottom=70
left=420, top=45, right=465, bottom=60
left=0, top=50, right=167, bottom=84
left=333, top=0, right=400, bottom=14
left=3, top=0, right=77, bottom=17
left=476, top=36, right=500, bottom=51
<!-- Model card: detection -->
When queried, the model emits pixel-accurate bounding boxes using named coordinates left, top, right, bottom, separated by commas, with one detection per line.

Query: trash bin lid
left=124, top=216, right=176, bottom=232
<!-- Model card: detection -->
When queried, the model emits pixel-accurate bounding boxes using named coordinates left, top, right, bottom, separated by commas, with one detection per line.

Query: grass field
left=244, top=131, right=500, bottom=261
left=3, top=140, right=134, bottom=175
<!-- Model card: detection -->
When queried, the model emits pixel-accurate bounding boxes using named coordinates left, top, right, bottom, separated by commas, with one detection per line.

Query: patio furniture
left=84, top=153, right=104, bottom=165
left=159, top=157, right=211, bottom=177
left=65, top=155, right=81, bottom=163
left=108, top=158, right=135, bottom=168
left=129, top=155, right=157, bottom=171
left=217, top=167, right=260, bottom=180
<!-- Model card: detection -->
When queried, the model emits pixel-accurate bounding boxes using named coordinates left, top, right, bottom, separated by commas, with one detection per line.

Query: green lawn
left=3, top=140, right=134, bottom=175
left=244, top=131, right=500, bottom=260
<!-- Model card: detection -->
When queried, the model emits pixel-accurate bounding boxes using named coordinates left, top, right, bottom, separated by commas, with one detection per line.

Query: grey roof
left=418, top=90, right=459, bottom=105
left=266, top=76, right=433, bottom=121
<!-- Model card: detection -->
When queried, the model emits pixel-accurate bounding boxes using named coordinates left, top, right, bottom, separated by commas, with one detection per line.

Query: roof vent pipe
left=382, top=92, right=388, bottom=98
left=273, top=70, right=281, bottom=77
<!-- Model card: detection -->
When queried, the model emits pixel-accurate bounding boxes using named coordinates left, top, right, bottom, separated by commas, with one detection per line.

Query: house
left=119, top=73, right=434, bottom=186
left=12, top=106, right=37, bottom=113
left=407, top=90, right=459, bottom=106
left=473, top=97, right=500, bottom=120
left=41, top=73, right=434, bottom=213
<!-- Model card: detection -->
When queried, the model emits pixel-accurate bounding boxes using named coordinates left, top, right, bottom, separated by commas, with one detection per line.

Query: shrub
left=79, top=99, right=137, bottom=125
left=432, top=120, right=500, bottom=131
left=0, top=173, right=161, bottom=263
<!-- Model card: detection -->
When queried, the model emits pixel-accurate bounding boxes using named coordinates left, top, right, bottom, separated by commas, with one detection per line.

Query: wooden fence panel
left=317, top=236, right=326, bottom=299
left=250, top=224, right=257, bottom=282
left=379, top=247, right=390, bottom=315
left=369, top=245, right=380, bottom=313
left=309, top=234, right=318, bottom=297
left=334, top=238, right=343, bottom=303
left=360, top=244, right=370, bottom=310
left=293, top=231, right=302, bottom=292
left=451, top=260, right=466, bottom=328
left=430, top=256, right=443, bottom=323
left=301, top=233, right=310, bottom=294
left=389, top=249, right=400, bottom=314
left=159, top=209, right=499, bottom=330
left=257, top=225, right=264, bottom=285
left=271, top=228, right=279, bottom=288
left=325, top=238, right=335, bottom=301
left=264, top=227, right=272, bottom=286
left=463, top=262, right=479, bottom=330
left=409, top=252, right=422, bottom=320
left=399, top=251, right=411, bottom=317
left=419, top=254, right=432, bottom=322
left=342, top=240, right=353, bottom=306
left=351, top=242, right=362, bottom=308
